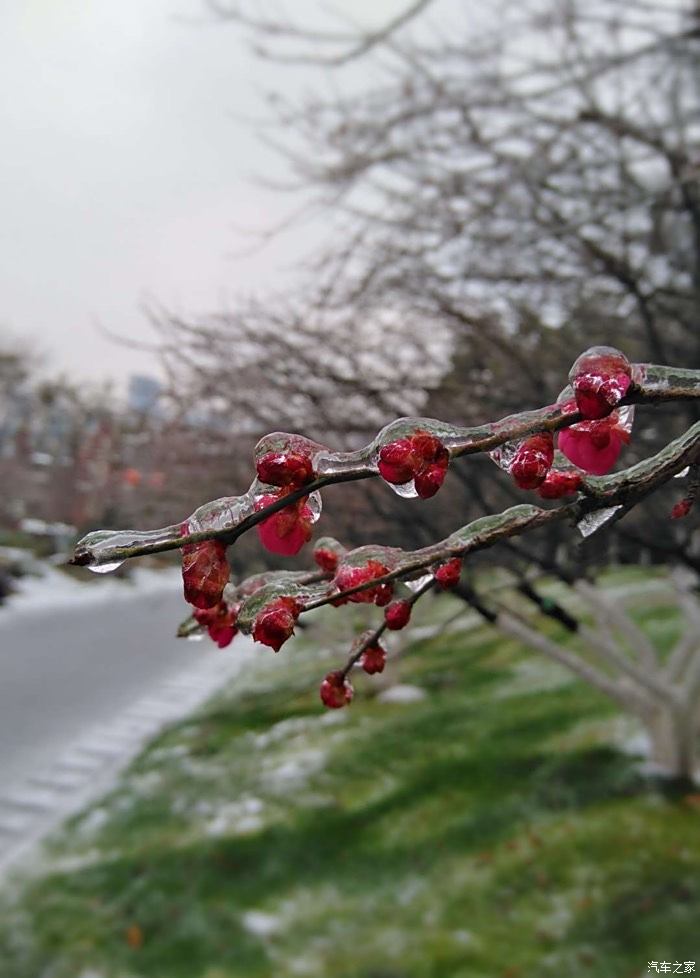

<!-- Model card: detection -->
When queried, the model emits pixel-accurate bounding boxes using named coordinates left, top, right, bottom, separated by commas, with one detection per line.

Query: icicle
left=576, top=505, right=623, bottom=538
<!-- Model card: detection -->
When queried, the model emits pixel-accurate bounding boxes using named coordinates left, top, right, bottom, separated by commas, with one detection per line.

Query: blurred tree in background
left=148, top=0, right=699, bottom=574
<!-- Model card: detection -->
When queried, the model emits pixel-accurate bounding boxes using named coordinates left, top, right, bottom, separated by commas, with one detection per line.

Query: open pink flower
left=255, top=493, right=314, bottom=556
left=558, top=416, right=631, bottom=475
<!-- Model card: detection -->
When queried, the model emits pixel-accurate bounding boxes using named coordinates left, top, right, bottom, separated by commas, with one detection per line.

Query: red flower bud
left=671, top=498, right=693, bottom=519
left=334, top=560, right=392, bottom=605
left=182, top=539, right=229, bottom=610
left=414, top=460, right=449, bottom=499
left=314, top=547, right=340, bottom=573
left=378, top=438, right=416, bottom=485
left=510, top=433, right=554, bottom=490
left=361, top=643, right=387, bottom=674
left=320, top=670, right=354, bottom=708
left=195, top=601, right=240, bottom=648
left=374, top=583, right=394, bottom=607
left=252, top=596, right=301, bottom=652
left=256, top=451, right=314, bottom=488
left=570, top=347, right=632, bottom=420
left=537, top=471, right=582, bottom=499
left=434, top=557, right=462, bottom=590
left=411, top=432, right=445, bottom=463
left=378, top=429, right=449, bottom=497
left=255, top=493, right=314, bottom=556
left=384, top=599, right=412, bottom=630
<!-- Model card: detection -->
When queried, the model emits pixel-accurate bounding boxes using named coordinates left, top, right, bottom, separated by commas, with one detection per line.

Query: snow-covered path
left=0, top=568, right=252, bottom=876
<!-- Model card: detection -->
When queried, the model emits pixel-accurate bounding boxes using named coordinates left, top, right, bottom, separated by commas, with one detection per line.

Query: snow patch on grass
left=241, top=910, right=281, bottom=938
left=377, top=684, right=427, bottom=704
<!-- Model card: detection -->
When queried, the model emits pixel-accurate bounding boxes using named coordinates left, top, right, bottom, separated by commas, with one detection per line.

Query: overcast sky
left=0, top=0, right=410, bottom=390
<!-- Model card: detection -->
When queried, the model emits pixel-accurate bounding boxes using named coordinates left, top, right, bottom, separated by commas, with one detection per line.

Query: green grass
left=1, top=583, right=699, bottom=978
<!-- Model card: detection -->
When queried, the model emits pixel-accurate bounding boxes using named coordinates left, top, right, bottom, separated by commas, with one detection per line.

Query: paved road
left=0, top=587, right=205, bottom=786
left=0, top=581, right=251, bottom=873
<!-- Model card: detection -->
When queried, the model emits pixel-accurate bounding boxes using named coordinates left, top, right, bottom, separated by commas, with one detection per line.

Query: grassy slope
left=1, top=573, right=699, bottom=978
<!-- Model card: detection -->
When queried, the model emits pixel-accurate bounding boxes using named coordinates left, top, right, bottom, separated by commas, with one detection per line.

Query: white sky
left=0, top=0, right=411, bottom=390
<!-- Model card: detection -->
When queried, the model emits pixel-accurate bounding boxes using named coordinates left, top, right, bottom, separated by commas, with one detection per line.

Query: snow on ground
left=0, top=561, right=181, bottom=621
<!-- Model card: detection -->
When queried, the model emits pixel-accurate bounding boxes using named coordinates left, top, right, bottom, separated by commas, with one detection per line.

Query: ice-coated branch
left=70, top=356, right=700, bottom=571
left=181, top=420, right=699, bottom=655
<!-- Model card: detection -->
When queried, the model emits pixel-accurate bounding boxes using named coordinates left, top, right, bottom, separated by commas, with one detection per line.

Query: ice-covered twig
left=70, top=360, right=700, bottom=570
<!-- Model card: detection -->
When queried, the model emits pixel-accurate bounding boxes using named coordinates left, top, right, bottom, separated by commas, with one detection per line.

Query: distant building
left=127, top=375, right=161, bottom=415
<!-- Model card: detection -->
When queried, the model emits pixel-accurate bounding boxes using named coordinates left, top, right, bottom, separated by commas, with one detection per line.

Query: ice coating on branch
left=73, top=398, right=585, bottom=572
left=71, top=353, right=700, bottom=575
left=236, top=580, right=329, bottom=634
left=187, top=491, right=256, bottom=534
left=73, top=489, right=258, bottom=570
left=224, top=569, right=313, bottom=605
left=76, top=528, right=172, bottom=573
left=633, top=363, right=700, bottom=395
left=254, top=432, right=326, bottom=487
left=446, top=505, right=543, bottom=548
left=569, top=346, right=632, bottom=419
left=332, top=544, right=403, bottom=605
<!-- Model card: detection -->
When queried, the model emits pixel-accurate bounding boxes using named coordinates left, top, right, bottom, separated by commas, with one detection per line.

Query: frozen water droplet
left=675, top=466, right=690, bottom=479
left=306, top=490, right=323, bottom=522
left=87, top=560, right=125, bottom=574
left=406, top=573, right=433, bottom=592
left=488, top=441, right=519, bottom=474
left=388, top=479, right=419, bottom=499
left=576, top=505, right=622, bottom=538
left=186, top=632, right=205, bottom=642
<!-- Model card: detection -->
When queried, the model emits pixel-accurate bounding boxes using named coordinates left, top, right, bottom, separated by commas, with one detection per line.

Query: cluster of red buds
left=378, top=429, right=450, bottom=498
left=333, top=559, right=394, bottom=606
left=171, top=345, right=697, bottom=712
left=251, top=596, right=303, bottom=652
left=193, top=601, right=239, bottom=648
left=501, top=347, right=635, bottom=497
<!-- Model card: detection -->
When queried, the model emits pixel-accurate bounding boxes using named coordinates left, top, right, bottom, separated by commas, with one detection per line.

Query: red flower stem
left=340, top=577, right=435, bottom=680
